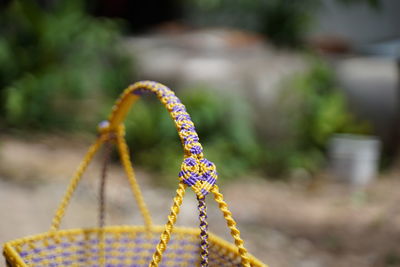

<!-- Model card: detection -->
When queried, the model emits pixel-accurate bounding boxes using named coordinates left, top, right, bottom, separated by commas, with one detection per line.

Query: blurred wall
left=334, top=57, right=399, bottom=155
left=311, top=0, right=400, bottom=45
left=309, top=0, right=400, bottom=157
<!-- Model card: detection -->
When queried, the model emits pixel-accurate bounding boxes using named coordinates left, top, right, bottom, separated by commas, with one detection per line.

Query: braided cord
left=115, top=126, right=153, bottom=231
left=50, top=137, right=105, bottom=232
left=149, top=182, right=186, bottom=267
left=211, top=185, right=252, bottom=267
left=197, top=196, right=209, bottom=267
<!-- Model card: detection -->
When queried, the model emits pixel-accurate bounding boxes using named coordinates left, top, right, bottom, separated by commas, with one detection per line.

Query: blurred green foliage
left=0, top=0, right=374, bottom=181
left=266, top=59, right=371, bottom=176
left=0, top=0, right=133, bottom=130
left=0, top=0, right=264, bottom=183
left=123, top=89, right=264, bottom=184
left=186, top=0, right=381, bottom=47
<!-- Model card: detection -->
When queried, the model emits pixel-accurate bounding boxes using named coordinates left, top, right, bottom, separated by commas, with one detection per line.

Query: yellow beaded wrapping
left=3, top=81, right=268, bottom=267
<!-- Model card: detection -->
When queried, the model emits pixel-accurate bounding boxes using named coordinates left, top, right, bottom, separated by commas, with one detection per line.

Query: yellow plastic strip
left=108, top=85, right=139, bottom=131
left=212, top=185, right=252, bottom=267
left=50, top=136, right=105, bottom=231
left=3, top=243, right=28, bottom=267
left=149, top=182, right=187, bottom=267
left=115, top=125, right=153, bottom=231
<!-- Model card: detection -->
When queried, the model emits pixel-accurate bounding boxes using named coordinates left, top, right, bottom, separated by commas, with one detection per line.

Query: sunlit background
left=1, top=0, right=400, bottom=266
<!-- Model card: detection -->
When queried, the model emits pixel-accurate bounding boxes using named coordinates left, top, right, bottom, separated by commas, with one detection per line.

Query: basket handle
left=49, top=81, right=214, bottom=231
left=103, top=81, right=217, bottom=198
left=50, top=81, right=253, bottom=267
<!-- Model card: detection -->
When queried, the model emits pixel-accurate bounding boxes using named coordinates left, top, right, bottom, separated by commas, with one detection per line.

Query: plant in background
left=0, top=0, right=377, bottom=183
left=266, top=58, right=371, bottom=177
left=0, top=0, right=134, bottom=130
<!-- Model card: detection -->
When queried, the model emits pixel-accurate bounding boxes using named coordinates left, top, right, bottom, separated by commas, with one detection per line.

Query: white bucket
left=329, top=134, right=381, bottom=186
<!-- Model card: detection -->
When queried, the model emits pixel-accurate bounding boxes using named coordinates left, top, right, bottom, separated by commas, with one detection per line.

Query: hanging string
left=99, top=140, right=113, bottom=228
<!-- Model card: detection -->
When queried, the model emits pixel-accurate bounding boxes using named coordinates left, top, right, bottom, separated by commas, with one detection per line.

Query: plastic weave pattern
left=3, top=81, right=268, bottom=267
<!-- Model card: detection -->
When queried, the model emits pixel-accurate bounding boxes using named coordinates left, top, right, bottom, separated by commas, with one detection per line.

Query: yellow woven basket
left=3, top=81, right=267, bottom=267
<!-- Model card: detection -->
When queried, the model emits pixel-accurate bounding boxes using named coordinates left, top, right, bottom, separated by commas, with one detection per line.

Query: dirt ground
left=1, top=134, right=400, bottom=267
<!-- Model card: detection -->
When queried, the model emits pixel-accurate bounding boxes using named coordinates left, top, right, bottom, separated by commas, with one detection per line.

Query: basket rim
left=3, top=225, right=267, bottom=267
